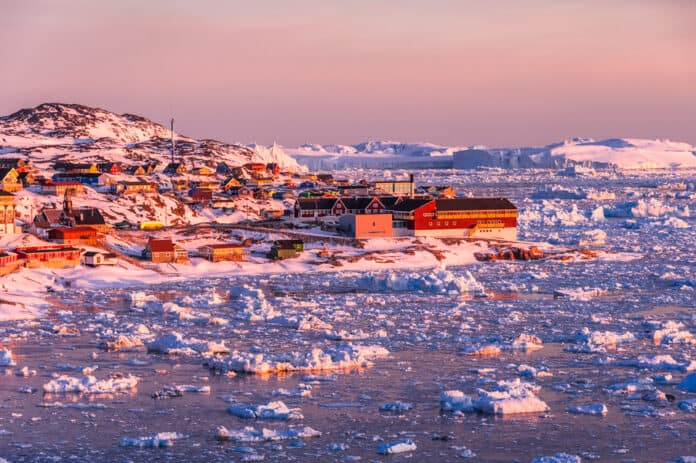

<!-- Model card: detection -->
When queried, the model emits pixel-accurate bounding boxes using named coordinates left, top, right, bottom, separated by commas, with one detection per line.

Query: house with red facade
left=14, top=245, right=82, bottom=268
left=392, top=197, right=517, bottom=240
left=48, top=226, right=98, bottom=246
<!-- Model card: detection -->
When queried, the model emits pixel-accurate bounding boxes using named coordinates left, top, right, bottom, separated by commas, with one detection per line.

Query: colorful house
left=198, top=243, right=245, bottom=262
left=47, top=226, right=98, bottom=246
left=14, top=245, right=82, bottom=268
left=0, top=191, right=17, bottom=235
left=142, top=238, right=189, bottom=264
left=0, top=168, right=22, bottom=192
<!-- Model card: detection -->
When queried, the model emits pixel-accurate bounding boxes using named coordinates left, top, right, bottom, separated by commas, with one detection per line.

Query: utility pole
left=170, top=118, right=175, bottom=165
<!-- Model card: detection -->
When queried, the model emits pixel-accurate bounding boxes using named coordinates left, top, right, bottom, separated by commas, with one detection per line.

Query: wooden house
left=190, top=188, right=213, bottom=204
left=268, top=241, right=298, bottom=260
left=0, top=191, right=17, bottom=235
left=142, top=238, right=188, bottom=264
left=0, top=168, right=22, bottom=192
left=164, top=162, right=187, bottom=175
left=198, top=243, right=245, bottom=262
left=191, top=166, right=215, bottom=176
left=222, top=177, right=242, bottom=191
left=40, top=181, right=85, bottom=196
left=14, top=245, right=82, bottom=268
left=83, top=251, right=117, bottom=267
left=48, top=226, right=98, bottom=246
left=112, top=180, right=157, bottom=195
left=0, top=250, right=20, bottom=276
left=97, top=162, right=122, bottom=174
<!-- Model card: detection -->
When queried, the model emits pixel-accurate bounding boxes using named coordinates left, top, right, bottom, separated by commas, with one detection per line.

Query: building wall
left=342, top=214, right=393, bottom=238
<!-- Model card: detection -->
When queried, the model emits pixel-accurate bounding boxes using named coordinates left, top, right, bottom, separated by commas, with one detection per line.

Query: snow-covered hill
left=288, top=137, right=696, bottom=170
left=0, top=103, right=300, bottom=170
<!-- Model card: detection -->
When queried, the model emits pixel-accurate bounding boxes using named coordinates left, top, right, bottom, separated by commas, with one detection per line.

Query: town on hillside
left=0, top=156, right=521, bottom=274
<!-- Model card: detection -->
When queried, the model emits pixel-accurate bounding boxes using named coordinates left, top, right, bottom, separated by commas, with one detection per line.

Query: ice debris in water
left=126, top=291, right=159, bottom=308
left=216, top=426, right=321, bottom=442
left=376, top=439, right=417, bottom=454
left=146, top=332, right=228, bottom=356
left=229, top=285, right=281, bottom=321
left=228, top=401, right=303, bottom=420
left=120, top=432, right=184, bottom=448
left=647, top=320, right=694, bottom=345
left=204, top=344, right=389, bottom=374
left=43, top=374, right=140, bottom=394
left=379, top=401, right=413, bottom=412
left=461, top=334, right=543, bottom=356
left=0, top=348, right=15, bottom=366
left=677, top=372, right=696, bottom=392
left=441, top=379, right=549, bottom=415
left=566, top=404, right=608, bottom=416
left=531, top=453, right=581, bottom=463
left=357, top=267, right=485, bottom=295
left=565, top=327, right=635, bottom=353
left=613, top=354, right=696, bottom=372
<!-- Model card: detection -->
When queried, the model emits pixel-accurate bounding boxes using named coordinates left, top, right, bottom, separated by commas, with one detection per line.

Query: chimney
left=409, top=173, right=415, bottom=198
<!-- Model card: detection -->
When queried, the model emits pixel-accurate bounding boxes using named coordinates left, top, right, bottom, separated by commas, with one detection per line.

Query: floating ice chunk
left=649, top=321, right=694, bottom=345
left=615, top=355, right=696, bottom=372
left=357, top=268, right=485, bottom=295
left=228, top=401, right=303, bottom=420
left=531, top=186, right=586, bottom=200
left=127, top=292, right=159, bottom=308
left=590, top=206, right=605, bottom=222
left=204, top=344, right=389, bottom=374
left=165, top=384, right=210, bottom=393
left=565, top=327, right=635, bottom=353
left=661, top=217, right=690, bottom=228
left=272, top=384, right=312, bottom=397
left=461, top=334, right=543, bottom=357
left=608, top=378, right=655, bottom=395
left=327, top=443, right=348, bottom=452
left=440, top=390, right=475, bottom=413
left=229, top=285, right=281, bottom=321
left=376, top=439, right=417, bottom=455
left=0, top=348, right=15, bottom=366
left=272, top=314, right=332, bottom=331
left=531, top=453, right=581, bottom=463
left=678, top=400, right=696, bottom=412
left=567, top=404, right=608, bottom=416
left=38, top=402, right=107, bottom=409
left=43, top=374, right=139, bottom=394
left=553, top=288, right=606, bottom=301
left=379, top=401, right=413, bottom=412
left=677, top=373, right=696, bottom=392
left=216, top=425, right=321, bottom=442
left=579, top=229, right=606, bottom=246
left=120, top=432, right=184, bottom=448
left=517, top=365, right=552, bottom=378
left=99, top=335, right=145, bottom=351
left=473, top=379, right=550, bottom=415
left=147, top=332, right=228, bottom=356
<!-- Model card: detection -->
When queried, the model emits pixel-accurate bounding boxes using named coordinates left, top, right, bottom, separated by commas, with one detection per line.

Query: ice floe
left=376, top=439, right=417, bottom=454
left=204, top=344, right=389, bottom=374
left=120, top=432, right=184, bottom=448
left=228, top=401, right=303, bottom=420
left=43, top=374, right=140, bottom=394
left=216, top=426, right=321, bottom=442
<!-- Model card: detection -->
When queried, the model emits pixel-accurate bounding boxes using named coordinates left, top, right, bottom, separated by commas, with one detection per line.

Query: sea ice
left=376, top=439, right=417, bottom=454
left=120, top=432, right=184, bottom=448
left=228, top=401, right=303, bottom=420
left=43, top=374, right=140, bottom=394
left=216, top=426, right=321, bottom=442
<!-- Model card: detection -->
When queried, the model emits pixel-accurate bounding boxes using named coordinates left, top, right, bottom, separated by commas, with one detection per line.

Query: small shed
left=83, top=251, right=117, bottom=267
left=268, top=241, right=299, bottom=260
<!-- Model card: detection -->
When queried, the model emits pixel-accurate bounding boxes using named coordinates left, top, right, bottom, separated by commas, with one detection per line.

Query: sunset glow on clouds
left=1, top=0, right=694, bottom=146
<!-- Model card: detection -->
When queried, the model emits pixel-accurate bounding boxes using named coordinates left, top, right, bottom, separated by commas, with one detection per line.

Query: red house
left=392, top=198, right=517, bottom=240
left=190, top=188, right=213, bottom=204
left=14, top=245, right=82, bottom=268
left=48, top=226, right=98, bottom=246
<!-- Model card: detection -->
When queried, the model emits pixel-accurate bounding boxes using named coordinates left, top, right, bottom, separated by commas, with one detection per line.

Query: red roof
left=201, top=243, right=243, bottom=250
left=147, top=239, right=175, bottom=253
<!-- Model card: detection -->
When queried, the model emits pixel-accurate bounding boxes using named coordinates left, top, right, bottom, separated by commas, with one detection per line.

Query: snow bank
left=204, top=344, right=389, bottom=374
left=146, top=332, right=228, bottom=356
left=228, top=401, right=303, bottom=420
left=120, top=432, right=184, bottom=448
left=357, top=268, right=484, bottom=295
left=216, top=425, right=321, bottom=442
left=376, top=440, right=417, bottom=455
left=43, top=374, right=139, bottom=394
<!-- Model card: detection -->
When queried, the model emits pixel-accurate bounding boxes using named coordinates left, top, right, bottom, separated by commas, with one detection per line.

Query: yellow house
left=0, top=169, right=22, bottom=192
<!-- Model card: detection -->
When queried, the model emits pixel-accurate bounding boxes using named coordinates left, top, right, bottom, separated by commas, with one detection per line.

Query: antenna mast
left=170, top=118, right=175, bottom=165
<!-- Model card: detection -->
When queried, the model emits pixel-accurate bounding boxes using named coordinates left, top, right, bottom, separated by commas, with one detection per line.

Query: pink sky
left=1, top=1, right=695, bottom=147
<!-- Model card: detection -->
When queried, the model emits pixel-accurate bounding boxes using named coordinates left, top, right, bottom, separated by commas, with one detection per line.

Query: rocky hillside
left=0, top=103, right=299, bottom=170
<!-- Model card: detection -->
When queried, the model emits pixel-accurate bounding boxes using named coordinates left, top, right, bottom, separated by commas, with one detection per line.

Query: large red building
left=392, top=198, right=517, bottom=240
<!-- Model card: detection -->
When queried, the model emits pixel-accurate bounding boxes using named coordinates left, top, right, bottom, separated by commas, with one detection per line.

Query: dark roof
left=0, top=168, right=16, bottom=178
left=53, top=172, right=103, bottom=179
left=70, top=208, right=106, bottom=226
left=392, top=198, right=434, bottom=212
left=378, top=196, right=401, bottom=208
left=435, top=198, right=517, bottom=211
left=295, top=198, right=337, bottom=210
left=341, top=197, right=374, bottom=210
left=0, top=190, right=14, bottom=197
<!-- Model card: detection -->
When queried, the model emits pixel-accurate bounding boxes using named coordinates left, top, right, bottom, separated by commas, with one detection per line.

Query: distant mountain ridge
left=0, top=103, right=300, bottom=170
